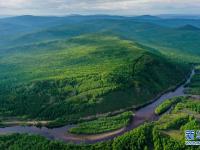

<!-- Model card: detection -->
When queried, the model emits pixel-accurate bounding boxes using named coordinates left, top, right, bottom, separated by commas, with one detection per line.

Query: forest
left=0, top=34, right=189, bottom=126
left=1, top=97, right=200, bottom=150
left=69, top=111, right=133, bottom=134
left=0, top=15, right=200, bottom=149
left=155, top=97, right=182, bottom=115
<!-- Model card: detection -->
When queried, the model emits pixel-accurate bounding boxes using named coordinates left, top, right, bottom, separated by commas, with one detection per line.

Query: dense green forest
left=0, top=96, right=200, bottom=150
left=0, top=34, right=189, bottom=125
left=69, top=111, right=133, bottom=134
left=1, top=15, right=200, bottom=149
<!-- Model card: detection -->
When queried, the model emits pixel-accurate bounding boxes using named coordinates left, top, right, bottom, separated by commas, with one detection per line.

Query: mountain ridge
left=0, top=34, right=189, bottom=124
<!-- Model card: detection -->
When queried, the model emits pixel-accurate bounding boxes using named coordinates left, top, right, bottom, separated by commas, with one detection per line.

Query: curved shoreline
left=0, top=69, right=195, bottom=144
left=135, top=68, right=193, bottom=110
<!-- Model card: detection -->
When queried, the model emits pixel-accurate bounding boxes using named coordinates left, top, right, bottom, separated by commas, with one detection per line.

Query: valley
left=0, top=68, right=195, bottom=144
left=0, top=15, right=200, bottom=150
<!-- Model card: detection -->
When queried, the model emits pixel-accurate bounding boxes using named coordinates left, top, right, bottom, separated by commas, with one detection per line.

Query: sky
left=0, top=0, right=199, bottom=16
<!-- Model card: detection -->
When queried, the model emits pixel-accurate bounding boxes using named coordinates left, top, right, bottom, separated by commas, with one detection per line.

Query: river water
left=0, top=69, right=195, bottom=144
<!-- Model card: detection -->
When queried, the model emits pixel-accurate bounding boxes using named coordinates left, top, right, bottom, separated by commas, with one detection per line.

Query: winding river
left=0, top=69, right=195, bottom=144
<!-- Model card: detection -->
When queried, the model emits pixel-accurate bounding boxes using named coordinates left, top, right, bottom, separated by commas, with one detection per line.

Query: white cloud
left=0, top=0, right=199, bottom=16
left=0, top=0, right=31, bottom=8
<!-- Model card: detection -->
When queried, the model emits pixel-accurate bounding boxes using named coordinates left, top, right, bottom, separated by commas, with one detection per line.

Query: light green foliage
left=173, top=99, right=200, bottom=116
left=69, top=111, right=133, bottom=134
left=155, top=97, right=182, bottom=115
left=156, top=113, right=189, bottom=130
left=153, top=97, right=200, bottom=150
left=181, top=119, right=200, bottom=131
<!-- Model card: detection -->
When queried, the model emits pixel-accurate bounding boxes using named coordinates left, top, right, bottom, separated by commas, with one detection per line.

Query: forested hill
left=1, top=15, right=200, bottom=57
left=0, top=34, right=189, bottom=124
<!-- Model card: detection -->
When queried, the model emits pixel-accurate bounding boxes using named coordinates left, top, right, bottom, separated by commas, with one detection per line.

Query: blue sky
left=0, top=0, right=199, bottom=16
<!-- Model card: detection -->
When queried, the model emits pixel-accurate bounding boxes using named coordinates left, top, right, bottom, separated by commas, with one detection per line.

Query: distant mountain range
left=1, top=14, right=200, bottom=56
left=1, top=14, right=200, bottom=19
left=158, top=14, right=200, bottom=19
left=177, top=24, right=200, bottom=31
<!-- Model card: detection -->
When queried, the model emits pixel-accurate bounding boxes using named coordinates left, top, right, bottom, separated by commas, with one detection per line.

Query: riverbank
left=0, top=69, right=195, bottom=144
left=0, top=72, right=190, bottom=128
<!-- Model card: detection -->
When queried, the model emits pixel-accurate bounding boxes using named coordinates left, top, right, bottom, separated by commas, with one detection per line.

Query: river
left=0, top=69, right=195, bottom=144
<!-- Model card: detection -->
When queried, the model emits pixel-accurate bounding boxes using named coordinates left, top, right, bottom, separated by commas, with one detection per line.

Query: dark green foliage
left=69, top=111, right=133, bottom=134
left=152, top=127, right=185, bottom=150
left=0, top=134, right=79, bottom=150
left=112, top=123, right=153, bottom=150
